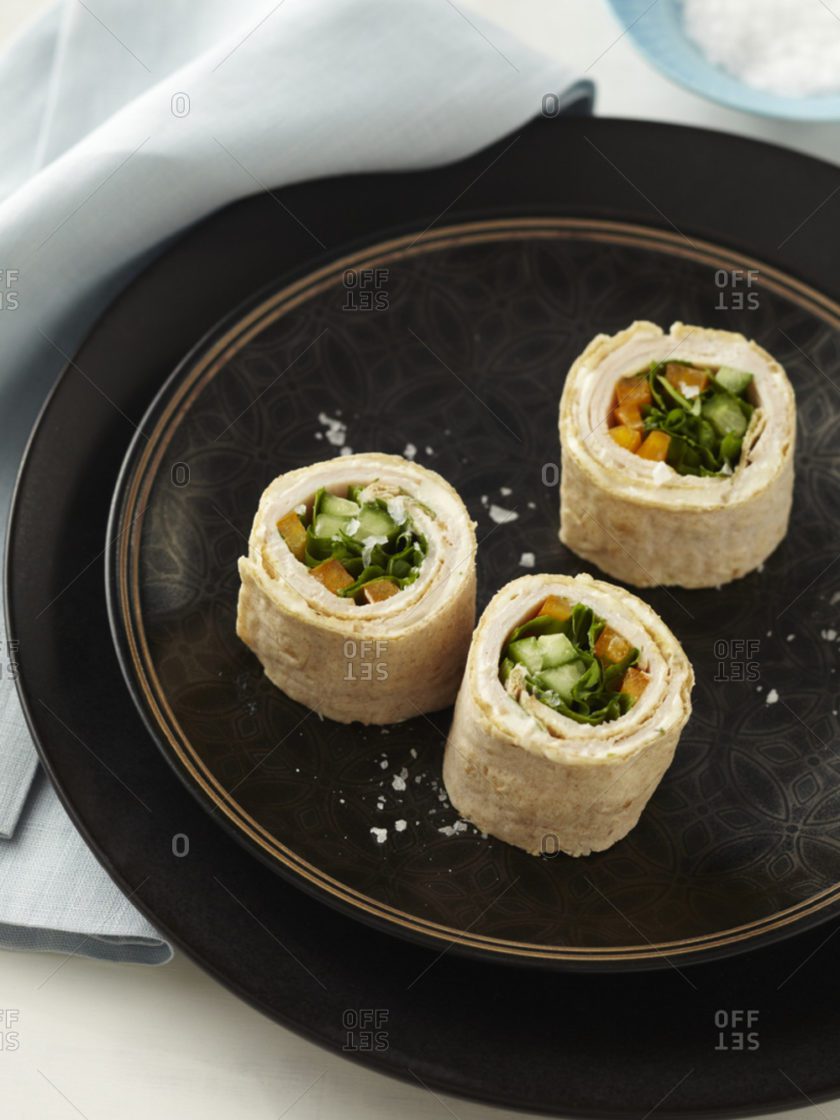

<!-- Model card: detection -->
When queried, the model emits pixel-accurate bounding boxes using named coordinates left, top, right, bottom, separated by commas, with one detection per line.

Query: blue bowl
left=608, top=0, right=840, bottom=121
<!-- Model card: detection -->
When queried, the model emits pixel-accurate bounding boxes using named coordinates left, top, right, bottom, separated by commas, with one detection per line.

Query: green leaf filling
left=299, top=486, right=427, bottom=602
left=500, top=602, right=641, bottom=726
left=640, top=360, right=755, bottom=477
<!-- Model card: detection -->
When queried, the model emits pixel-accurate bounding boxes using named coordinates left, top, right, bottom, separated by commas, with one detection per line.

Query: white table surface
left=1, top=2, right=837, bottom=1117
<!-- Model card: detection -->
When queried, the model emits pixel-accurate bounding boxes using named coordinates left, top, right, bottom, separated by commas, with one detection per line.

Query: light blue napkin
left=0, top=0, right=588, bottom=963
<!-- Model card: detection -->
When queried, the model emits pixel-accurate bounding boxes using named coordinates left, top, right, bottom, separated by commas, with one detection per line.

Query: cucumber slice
left=536, top=632, right=577, bottom=668
left=715, top=366, right=753, bottom=397
left=536, top=661, right=586, bottom=702
left=507, top=637, right=543, bottom=675
left=353, top=505, right=396, bottom=540
left=702, top=394, right=748, bottom=438
left=320, top=493, right=361, bottom=517
left=312, top=513, right=350, bottom=539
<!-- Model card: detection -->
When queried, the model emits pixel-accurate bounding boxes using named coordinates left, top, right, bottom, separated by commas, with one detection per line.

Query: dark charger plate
left=8, top=117, right=840, bottom=1114
left=108, top=214, right=840, bottom=968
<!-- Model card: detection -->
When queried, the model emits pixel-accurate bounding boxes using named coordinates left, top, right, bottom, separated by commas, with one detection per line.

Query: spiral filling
left=499, top=595, right=649, bottom=728
left=607, top=359, right=758, bottom=476
left=276, top=481, right=429, bottom=604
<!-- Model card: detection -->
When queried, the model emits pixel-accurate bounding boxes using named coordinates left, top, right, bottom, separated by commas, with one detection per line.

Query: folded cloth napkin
left=0, top=0, right=589, bottom=963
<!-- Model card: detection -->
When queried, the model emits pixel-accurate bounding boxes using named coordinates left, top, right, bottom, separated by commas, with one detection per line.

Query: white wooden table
left=1, top=2, right=836, bottom=1116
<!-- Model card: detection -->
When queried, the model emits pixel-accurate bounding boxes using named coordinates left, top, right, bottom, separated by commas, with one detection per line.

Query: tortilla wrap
left=559, top=321, right=796, bottom=588
left=237, top=453, right=476, bottom=724
left=443, top=573, right=694, bottom=857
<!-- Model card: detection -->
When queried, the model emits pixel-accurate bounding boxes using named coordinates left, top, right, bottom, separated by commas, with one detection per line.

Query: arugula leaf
left=639, top=361, right=755, bottom=477
left=302, top=489, right=427, bottom=601
left=502, top=604, right=641, bottom=726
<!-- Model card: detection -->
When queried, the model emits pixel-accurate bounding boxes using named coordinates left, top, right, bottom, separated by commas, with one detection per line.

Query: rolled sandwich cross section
left=237, top=453, right=477, bottom=724
left=443, top=573, right=694, bottom=857
left=559, top=321, right=796, bottom=588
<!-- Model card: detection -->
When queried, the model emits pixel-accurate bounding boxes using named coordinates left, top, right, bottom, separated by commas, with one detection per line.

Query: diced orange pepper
left=615, top=376, right=652, bottom=409
left=277, top=511, right=307, bottom=562
left=310, top=557, right=354, bottom=594
left=665, top=363, right=709, bottom=395
left=637, top=430, right=671, bottom=461
left=619, top=666, right=650, bottom=701
left=594, top=625, right=633, bottom=665
left=536, top=595, right=571, bottom=622
left=613, top=402, right=644, bottom=430
left=608, top=425, right=642, bottom=453
left=362, top=578, right=399, bottom=604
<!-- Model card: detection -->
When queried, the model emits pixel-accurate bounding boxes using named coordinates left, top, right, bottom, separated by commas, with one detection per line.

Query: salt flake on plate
left=488, top=504, right=518, bottom=524
left=317, top=411, right=347, bottom=447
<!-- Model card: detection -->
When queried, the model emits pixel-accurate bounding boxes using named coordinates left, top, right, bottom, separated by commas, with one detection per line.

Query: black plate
left=9, top=117, right=840, bottom=1114
left=107, top=224, right=840, bottom=968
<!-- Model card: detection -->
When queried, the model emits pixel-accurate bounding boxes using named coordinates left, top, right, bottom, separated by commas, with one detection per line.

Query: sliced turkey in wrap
left=443, top=573, right=694, bottom=857
left=237, top=453, right=476, bottom=724
left=559, top=321, right=796, bottom=588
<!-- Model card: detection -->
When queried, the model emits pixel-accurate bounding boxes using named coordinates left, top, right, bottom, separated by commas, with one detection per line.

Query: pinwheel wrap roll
left=559, top=321, right=796, bottom=588
left=443, top=573, right=693, bottom=857
left=237, top=453, right=476, bottom=724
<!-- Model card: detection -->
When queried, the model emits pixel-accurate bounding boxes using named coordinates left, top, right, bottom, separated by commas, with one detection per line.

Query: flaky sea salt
left=766, top=689, right=779, bottom=705
left=519, top=552, right=535, bottom=568
left=370, top=827, right=388, bottom=844
left=684, top=0, right=840, bottom=97
left=386, top=497, right=407, bottom=525
left=362, top=534, right=388, bottom=567
left=651, top=461, right=671, bottom=486
left=318, top=411, right=347, bottom=446
left=438, top=820, right=469, bottom=838
left=488, top=504, right=518, bottom=524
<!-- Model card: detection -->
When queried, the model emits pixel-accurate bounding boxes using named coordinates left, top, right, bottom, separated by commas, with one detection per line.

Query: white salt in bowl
left=609, top=0, right=840, bottom=122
